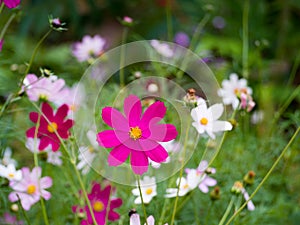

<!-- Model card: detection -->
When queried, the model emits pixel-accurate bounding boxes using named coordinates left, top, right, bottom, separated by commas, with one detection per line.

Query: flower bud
left=49, top=15, right=67, bottom=32
left=11, top=204, right=19, bottom=212
left=231, top=181, right=243, bottom=195
left=210, top=186, right=221, bottom=201
left=243, top=171, right=256, bottom=186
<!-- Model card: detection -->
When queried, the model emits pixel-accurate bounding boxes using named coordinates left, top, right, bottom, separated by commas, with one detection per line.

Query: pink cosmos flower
left=8, top=167, right=52, bottom=211
left=0, top=213, right=23, bottom=225
left=72, top=182, right=122, bottom=225
left=72, top=35, right=106, bottom=62
left=23, top=74, right=66, bottom=102
left=97, top=95, right=178, bottom=175
left=0, top=0, right=20, bottom=8
left=26, top=102, right=74, bottom=151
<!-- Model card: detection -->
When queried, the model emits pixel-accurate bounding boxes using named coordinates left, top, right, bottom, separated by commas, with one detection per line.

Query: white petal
left=208, top=104, right=224, bottom=120
left=130, top=214, right=141, bottom=225
left=212, top=121, right=232, bottom=132
left=146, top=216, right=155, bottom=225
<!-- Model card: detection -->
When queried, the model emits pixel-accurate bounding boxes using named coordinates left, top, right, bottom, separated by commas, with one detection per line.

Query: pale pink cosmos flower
left=9, top=167, right=52, bottom=211
left=150, top=40, right=174, bottom=58
left=72, top=35, right=106, bottom=62
left=0, top=212, right=23, bottom=225
left=130, top=214, right=168, bottom=225
left=23, top=74, right=66, bottom=102
left=97, top=95, right=178, bottom=175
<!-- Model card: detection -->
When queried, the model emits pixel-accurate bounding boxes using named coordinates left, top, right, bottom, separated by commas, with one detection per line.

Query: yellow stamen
left=145, top=188, right=153, bottom=195
left=129, top=127, right=142, bottom=140
left=8, top=173, right=14, bottom=178
left=93, top=201, right=104, bottom=212
left=47, top=122, right=58, bottom=133
left=200, top=117, right=208, bottom=125
left=183, top=184, right=189, bottom=189
left=27, top=184, right=36, bottom=194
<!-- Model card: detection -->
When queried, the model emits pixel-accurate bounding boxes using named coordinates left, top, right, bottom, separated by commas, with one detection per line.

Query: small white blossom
left=1, top=147, right=17, bottom=166
left=150, top=40, right=174, bottom=58
left=0, top=164, right=22, bottom=181
left=132, top=176, right=157, bottom=204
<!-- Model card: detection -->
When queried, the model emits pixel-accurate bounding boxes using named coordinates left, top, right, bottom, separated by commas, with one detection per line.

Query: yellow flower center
left=39, top=94, right=48, bottom=101
left=69, top=104, right=76, bottom=112
left=27, top=184, right=36, bottom=194
left=145, top=188, right=153, bottom=195
left=183, top=184, right=189, bottom=189
left=47, top=122, right=58, bottom=133
left=129, top=126, right=142, bottom=140
left=200, top=117, right=208, bottom=125
left=8, top=173, right=14, bottom=178
left=93, top=201, right=104, bottom=212
left=234, top=181, right=244, bottom=190
left=88, top=146, right=94, bottom=153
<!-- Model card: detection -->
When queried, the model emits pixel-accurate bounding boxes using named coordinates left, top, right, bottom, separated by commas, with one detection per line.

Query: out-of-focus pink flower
left=150, top=40, right=174, bottom=58
left=72, top=35, right=106, bottom=62
left=0, top=213, right=23, bottom=225
left=8, top=167, right=52, bottom=211
left=0, top=0, right=20, bottom=9
left=23, top=74, right=66, bottom=102
left=72, top=182, right=122, bottom=225
left=97, top=95, right=178, bottom=175
left=231, top=181, right=255, bottom=211
left=130, top=214, right=168, bottom=225
left=26, top=102, right=74, bottom=151
left=195, top=160, right=217, bottom=193
left=174, top=32, right=190, bottom=48
left=240, top=92, right=255, bottom=112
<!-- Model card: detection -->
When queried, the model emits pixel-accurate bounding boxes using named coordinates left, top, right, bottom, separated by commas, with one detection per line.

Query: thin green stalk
left=30, top=101, right=98, bottom=225
left=218, top=196, right=235, bottom=225
left=120, top=27, right=128, bottom=87
left=242, top=0, right=250, bottom=79
left=205, top=201, right=214, bottom=225
left=0, top=2, right=4, bottom=14
left=286, top=53, right=300, bottom=86
left=137, top=176, right=149, bottom=225
left=0, top=13, right=16, bottom=40
left=170, top=118, right=191, bottom=225
left=225, top=127, right=300, bottom=225
left=166, top=0, right=172, bottom=41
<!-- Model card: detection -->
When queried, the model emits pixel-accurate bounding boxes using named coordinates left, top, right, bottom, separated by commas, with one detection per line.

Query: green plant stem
left=120, top=27, right=128, bottom=87
left=287, top=53, right=300, bottom=86
left=0, top=13, right=16, bottom=40
left=218, top=196, right=234, bottom=225
left=225, top=127, right=300, bottom=225
left=166, top=0, right=172, bottom=41
left=170, top=118, right=191, bottom=225
left=0, top=3, right=4, bottom=14
left=137, top=176, right=148, bottom=225
left=242, top=0, right=250, bottom=79
left=30, top=101, right=98, bottom=225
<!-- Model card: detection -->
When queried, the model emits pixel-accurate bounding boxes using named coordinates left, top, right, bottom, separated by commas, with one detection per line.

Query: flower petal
left=97, top=130, right=125, bottom=148
left=203, top=177, right=217, bottom=186
left=3, top=0, right=20, bottom=8
left=26, top=127, right=37, bottom=138
left=212, top=121, right=232, bottom=132
left=29, top=112, right=40, bottom=123
left=41, top=102, right=54, bottom=121
left=124, top=95, right=142, bottom=127
left=140, top=101, right=166, bottom=128
left=38, top=137, right=50, bottom=150
left=145, top=144, right=168, bottom=163
left=147, top=124, right=177, bottom=142
left=208, top=104, right=224, bottom=120
left=108, top=144, right=131, bottom=166
left=130, top=151, right=149, bottom=175
left=130, top=214, right=141, bottom=225
left=102, top=107, right=129, bottom=131
left=54, top=104, right=69, bottom=122
left=40, top=176, right=53, bottom=189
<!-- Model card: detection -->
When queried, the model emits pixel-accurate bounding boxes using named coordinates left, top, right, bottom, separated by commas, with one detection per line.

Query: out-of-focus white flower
left=150, top=40, right=174, bottom=58
left=0, top=164, right=22, bottom=181
left=47, top=151, right=62, bottom=166
left=77, top=130, right=98, bottom=174
left=218, top=73, right=252, bottom=109
left=251, top=110, right=264, bottom=124
left=132, top=176, right=157, bottom=204
left=191, top=98, right=232, bottom=139
left=72, top=35, right=106, bottom=62
left=1, top=147, right=17, bottom=166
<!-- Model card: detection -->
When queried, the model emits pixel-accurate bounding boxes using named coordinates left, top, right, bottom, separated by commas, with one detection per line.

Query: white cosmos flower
left=0, top=164, right=22, bottom=181
left=130, top=214, right=168, bottom=225
left=47, top=151, right=62, bottom=166
left=191, top=98, right=232, bottom=139
left=150, top=40, right=174, bottom=58
left=132, top=176, right=157, bottom=204
left=1, top=147, right=17, bottom=166
left=77, top=130, right=98, bottom=174
left=218, top=73, right=252, bottom=109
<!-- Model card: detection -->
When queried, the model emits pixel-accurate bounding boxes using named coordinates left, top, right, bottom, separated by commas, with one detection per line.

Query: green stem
left=170, top=118, right=191, bottom=225
left=120, top=27, right=128, bottom=87
left=166, top=0, right=172, bottom=41
left=225, top=127, right=300, bottom=225
left=286, top=53, right=300, bottom=86
left=189, top=14, right=211, bottom=51
left=137, top=176, right=149, bottom=225
left=242, top=0, right=250, bottom=79
left=0, top=2, right=4, bottom=14
left=0, top=13, right=16, bottom=40
left=218, top=196, right=235, bottom=225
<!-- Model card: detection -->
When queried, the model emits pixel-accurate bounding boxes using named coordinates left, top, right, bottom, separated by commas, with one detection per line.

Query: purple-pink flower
left=97, top=95, right=178, bottom=175
left=26, top=102, right=74, bottom=151
left=8, top=167, right=52, bottom=211
left=72, top=182, right=122, bottom=225
left=0, top=0, right=20, bottom=8
left=0, top=213, right=23, bottom=225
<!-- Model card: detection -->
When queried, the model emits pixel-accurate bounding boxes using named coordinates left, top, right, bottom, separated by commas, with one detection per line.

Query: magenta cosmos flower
left=8, top=167, right=52, bottom=211
left=72, top=182, right=122, bottom=225
left=26, top=102, right=74, bottom=151
left=97, top=95, right=178, bottom=175
left=0, top=0, right=20, bottom=8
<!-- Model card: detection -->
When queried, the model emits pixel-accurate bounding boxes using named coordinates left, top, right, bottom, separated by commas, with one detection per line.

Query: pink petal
left=40, top=176, right=53, bottom=189
left=140, top=101, right=166, bottom=128
left=31, top=167, right=41, bottom=179
left=29, top=112, right=40, bottom=123
left=39, top=137, right=50, bottom=150
left=54, top=104, right=69, bottom=122
left=102, top=107, right=129, bottom=131
left=147, top=124, right=177, bottom=142
left=41, top=190, right=51, bottom=200
left=124, top=95, right=142, bottom=127
left=3, top=0, right=20, bottom=8
left=147, top=216, right=155, bottom=225
left=50, top=139, right=60, bottom=152
left=108, top=144, right=131, bottom=166
left=145, top=144, right=168, bottom=163
left=41, top=102, right=54, bottom=121
left=130, top=213, right=141, bottom=225
left=203, top=177, right=217, bottom=186
left=130, top=150, right=149, bottom=175
left=26, top=127, right=36, bottom=138
left=97, top=130, right=126, bottom=148
left=199, top=183, right=209, bottom=193
left=62, top=119, right=74, bottom=130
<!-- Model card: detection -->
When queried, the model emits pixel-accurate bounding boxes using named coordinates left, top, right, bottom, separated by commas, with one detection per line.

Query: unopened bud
left=231, top=181, right=243, bottom=195
left=244, top=170, right=256, bottom=186
left=228, top=118, right=238, bottom=129
left=11, top=204, right=19, bottom=212
left=210, top=186, right=221, bottom=201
